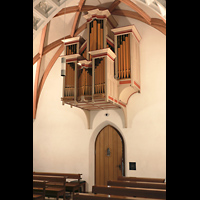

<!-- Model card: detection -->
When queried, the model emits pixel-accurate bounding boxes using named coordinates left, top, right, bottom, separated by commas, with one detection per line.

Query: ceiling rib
left=108, top=0, right=122, bottom=13
left=70, top=0, right=86, bottom=37
left=121, top=0, right=151, bottom=24
left=33, top=24, right=48, bottom=119
left=33, top=4, right=166, bottom=64
left=33, top=0, right=166, bottom=39
left=33, top=0, right=166, bottom=119
left=36, top=44, right=65, bottom=117
left=33, top=6, right=166, bottom=64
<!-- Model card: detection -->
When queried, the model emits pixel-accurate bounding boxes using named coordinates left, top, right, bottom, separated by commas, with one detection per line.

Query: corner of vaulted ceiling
left=33, top=0, right=166, bottom=40
left=33, top=0, right=73, bottom=40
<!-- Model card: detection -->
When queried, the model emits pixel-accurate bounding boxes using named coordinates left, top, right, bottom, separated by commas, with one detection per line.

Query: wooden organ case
left=60, top=9, right=141, bottom=129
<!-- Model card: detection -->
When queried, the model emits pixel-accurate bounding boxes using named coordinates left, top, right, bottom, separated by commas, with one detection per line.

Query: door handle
left=117, top=165, right=121, bottom=170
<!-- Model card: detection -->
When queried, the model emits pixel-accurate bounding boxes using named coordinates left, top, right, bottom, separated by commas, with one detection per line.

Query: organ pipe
left=97, top=21, right=101, bottom=49
left=94, top=58, right=105, bottom=94
left=117, top=34, right=131, bottom=79
left=78, top=67, right=92, bottom=97
left=65, top=63, right=75, bottom=96
left=66, top=44, right=77, bottom=55
left=89, top=19, right=104, bottom=55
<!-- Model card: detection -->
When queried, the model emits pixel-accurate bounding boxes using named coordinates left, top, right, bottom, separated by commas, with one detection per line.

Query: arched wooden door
left=95, top=125, right=125, bottom=185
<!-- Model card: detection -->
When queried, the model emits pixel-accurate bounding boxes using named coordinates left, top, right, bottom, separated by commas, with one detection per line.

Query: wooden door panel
left=108, top=126, right=114, bottom=181
left=104, top=127, right=109, bottom=186
left=117, top=133, right=122, bottom=178
left=95, top=129, right=100, bottom=185
left=99, top=128, right=105, bottom=185
left=95, top=125, right=123, bottom=186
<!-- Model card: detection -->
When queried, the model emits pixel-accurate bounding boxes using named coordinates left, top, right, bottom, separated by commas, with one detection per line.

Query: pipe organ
left=60, top=9, right=141, bottom=129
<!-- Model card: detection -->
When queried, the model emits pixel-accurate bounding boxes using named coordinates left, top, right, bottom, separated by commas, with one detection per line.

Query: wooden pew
left=33, top=180, right=46, bottom=200
left=33, top=171, right=85, bottom=195
left=74, top=193, right=164, bottom=200
left=92, top=185, right=166, bottom=199
left=107, top=180, right=166, bottom=189
left=33, top=175, right=67, bottom=200
left=118, top=176, right=165, bottom=183
left=33, top=194, right=43, bottom=200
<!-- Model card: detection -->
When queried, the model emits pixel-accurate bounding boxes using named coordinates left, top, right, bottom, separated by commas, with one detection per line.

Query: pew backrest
left=107, top=180, right=166, bottom=189
left=33, top=180, right=46, bottom=200
left=74, top=193, right=164, bottom=200
left=33, top=175, right=66, bottom=187
left=118, top=176, right=165, bottom=183
left=33, top=172, right=81, bottom=182
left=92, top=185, right=166, bottom=199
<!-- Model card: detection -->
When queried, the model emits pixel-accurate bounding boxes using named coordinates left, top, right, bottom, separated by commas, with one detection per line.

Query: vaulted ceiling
left=33, top=0, right=166, bottom=39
left=33, top=0, right=166, bottom=119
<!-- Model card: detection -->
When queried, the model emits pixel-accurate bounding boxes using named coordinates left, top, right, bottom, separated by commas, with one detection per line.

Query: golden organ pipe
left=127, top=34, right=130, bottom=78
left=98, top=64, right=100, bottom=94
left=103, top=58, right=105, bottom=93
left=96, top=65, right=98, bottom=94
left=70, top=66, right=72, bottom=89
left=100, top=20, right=103, bottom=49
left=70, top=65, right=72, bottom=89
left=79, top=72, right=81, bottom=96
left=70, top=67, right=72, bottom=96
left=71, top=45, right=72, bottom=54
left=72, top=67, right=74, bottom=95
left=91, top=21, right=94, bottom=51
left=87, top=71, right=90, bottom=95
left=101, top=60, right=103, bottom=93
left=83, top=68, right=85, bottom=95
left=69, top=46, right=71, bottom=55
left=66, top=46, right=69, bottom=55
left=99, top=61, right=101, bottom=93
left=100, top=60, right=102, bottom=93
left=66, top=63, right=68, bottom=87
left=85, top=70, right=87, bottom=95
left=123, top=35, right=126, bottom=78
left=94, top=20, right=97, bottom=50
left=117, top=36, right=121, bottom=79
left=118, top=47, right=120, bottom=79
left=99, top=64, right=101, bottom=94
left=97, top=65, right=99, bottom=94
left=78, top=70, right=80, bottom=96
left=120, top=36, right=123, bottom=79
left=93, top=21, right=95, bottom=51
left=98, top=21, right=101, bottom=49
left=94, top=67, right=96, bottom=94
left=101, top=59, right=104, bottom=93
left=69, top=65, right=71, bottom=93
left=125, top=35, right=128, bottom=78
left=89, top=22, right=93, bottom=60
left=67, top=64, right=69, bottom=95
left=98, top=63, right=100, bottom=94
left=80, top=69, right=82, bottom=96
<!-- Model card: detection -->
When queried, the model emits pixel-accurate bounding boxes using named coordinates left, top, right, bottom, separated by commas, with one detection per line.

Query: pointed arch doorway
left=95, top=125, right=125, bottom=185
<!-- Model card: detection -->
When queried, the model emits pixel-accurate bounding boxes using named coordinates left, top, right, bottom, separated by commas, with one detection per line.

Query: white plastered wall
left=33, top=18, right=166, bottom=192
